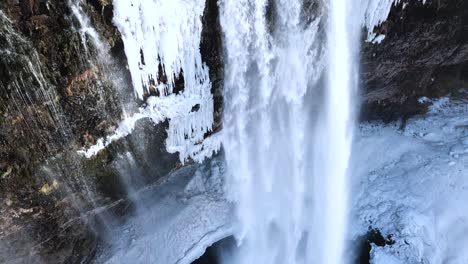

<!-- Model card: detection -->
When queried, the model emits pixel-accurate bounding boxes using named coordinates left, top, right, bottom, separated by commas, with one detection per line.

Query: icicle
left=79, top=0, right=218, bottom=163
left=113, top=0, right=209, bottom=99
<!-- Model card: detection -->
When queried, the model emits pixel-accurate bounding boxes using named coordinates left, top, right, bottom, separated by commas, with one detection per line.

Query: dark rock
left=200, top=0, right=224, bottom=133
left=361, top=0, right=468, bottom=122
left=0, top=1, right=135, bottom=262
left=191, top=236, right=237, bottom=264
left=354, top=228, right=395, bottom=264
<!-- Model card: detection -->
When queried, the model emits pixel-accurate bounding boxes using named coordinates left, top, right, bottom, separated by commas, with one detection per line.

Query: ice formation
left=352, top=97, right=468, bottom=263
left=78, top=0, right=218, bottom=163
left=363, top=0, right=397, bottom=41
left=78, top=95, right=219, bottom=163
left=113, top=0, right=209, bottom=99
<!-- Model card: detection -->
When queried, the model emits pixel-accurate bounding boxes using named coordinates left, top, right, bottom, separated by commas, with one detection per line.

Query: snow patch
left=370, top=246, right=404, bottom=264
left=97, top=159, right=233, bottom=264
left=368, top=33, right=386, bottom=44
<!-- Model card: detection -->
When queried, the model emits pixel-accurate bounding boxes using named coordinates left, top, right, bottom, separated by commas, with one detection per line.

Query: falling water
left=220, top=0, right=359, bottom=263
left=0, top=11, right=65, bottom=131
left=312, top=0, right=359, bottom=262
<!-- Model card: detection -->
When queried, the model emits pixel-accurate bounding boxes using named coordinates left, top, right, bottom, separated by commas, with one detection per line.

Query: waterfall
left=220, top=0, right=325, bottom=262
left=219, top=0, right=365, bottom=262
left=71, top=0, right=395, bottom=261
left=69, top=0, right=107, bottom=61
left=312, top=0, right=360, bottom=262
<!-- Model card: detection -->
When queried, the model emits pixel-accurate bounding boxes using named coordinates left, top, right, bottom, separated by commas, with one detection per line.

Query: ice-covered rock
left=352, top=99, right=468, bottom=263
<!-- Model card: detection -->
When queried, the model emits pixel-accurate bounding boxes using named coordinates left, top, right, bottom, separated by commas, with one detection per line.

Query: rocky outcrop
left=0, top=1, right=115, bottom=262
left=0, top=0, right=123, bottom=172
left=361, top=0, right=468, bottom=122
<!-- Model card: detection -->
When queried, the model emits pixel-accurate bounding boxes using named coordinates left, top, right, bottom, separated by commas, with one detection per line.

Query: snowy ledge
left=77, top=94, right=221, bottom=164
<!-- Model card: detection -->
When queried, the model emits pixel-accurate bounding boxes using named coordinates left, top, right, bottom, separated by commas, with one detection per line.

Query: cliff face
left=361, top=0, right=468, bottom=122
left=0, top=0, right=124, bottom=183
left=0, top=1, right=121, bottom=262
left=0, top=1, right=181, bottom=262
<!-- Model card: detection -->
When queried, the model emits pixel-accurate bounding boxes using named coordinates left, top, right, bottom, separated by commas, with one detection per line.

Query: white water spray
left=310, top=0, right=360, bottom=262
left=220, top=0, right=361, bottom=263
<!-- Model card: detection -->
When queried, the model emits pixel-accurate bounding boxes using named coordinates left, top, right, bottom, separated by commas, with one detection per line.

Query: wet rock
left=200, top=0, right=224, bottom=132
left=361, top=0, right=468, bottom=122
left=354, top=228, right=395, bottom=264
left=0, top=0, right=132, bottom=262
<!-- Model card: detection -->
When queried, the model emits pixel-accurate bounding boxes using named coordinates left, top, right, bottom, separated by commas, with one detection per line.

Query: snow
left=368, top=34, right=386, bottom=44
left=351, top=96, right=468, bottom=263
left=97, top=158, right=233, bottom=264
left=370, top=247, right=404, bottom=264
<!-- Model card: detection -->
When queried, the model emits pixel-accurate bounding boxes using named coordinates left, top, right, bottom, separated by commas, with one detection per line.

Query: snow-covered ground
left=351, top=95, right=468, bottom=263
left=96, top=157, right=233, bottom=264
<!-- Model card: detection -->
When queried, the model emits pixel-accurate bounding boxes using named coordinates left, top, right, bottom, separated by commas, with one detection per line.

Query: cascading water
left=0, top=11, right=65, bottom=132
left=220, top=0, right=360, bottom=263
left=311, top=0, right=360, bottom=262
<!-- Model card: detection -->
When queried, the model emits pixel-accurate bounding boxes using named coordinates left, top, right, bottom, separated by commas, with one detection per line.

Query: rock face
left=0, top=0, right=181, bottom=263
left=361, top=0, right=468, bottom=122
left=0, top=0, right=124, bottom=177
left=201, top=0, right=224, bottom=133
left=0, top=1, right=121, bottom=262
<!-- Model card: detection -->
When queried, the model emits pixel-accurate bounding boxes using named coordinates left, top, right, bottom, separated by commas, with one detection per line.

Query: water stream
left=220, top=0, right=359, bottom=263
